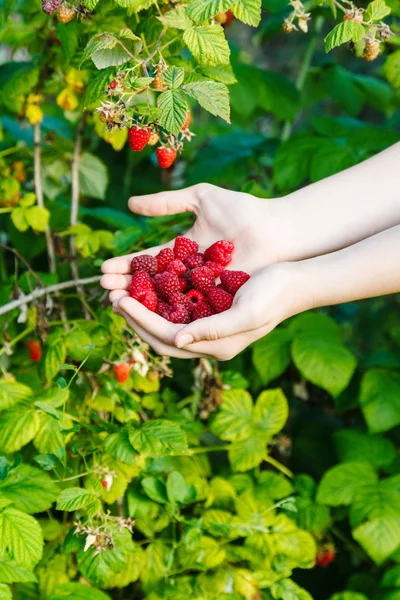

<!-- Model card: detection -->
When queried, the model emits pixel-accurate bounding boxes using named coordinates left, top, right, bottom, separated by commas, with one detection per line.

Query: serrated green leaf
left=157, top=90, right=187, bottom=135
left=384, top=50, right=400, bottom=89
left=0, top=380, right=31, bottom=412
left=49, top=582, right=111, bottom=600
left=79, top=153, right=109, bottom=200
left=129, top=420, right=188, bottom=456
left=34, top=412, right=73, bottom=455
left=0, top=506, right=43, bottom=569
left=25, top=206, right=49, bottom=233
left=158, top=6, right=194, bottom=29
left=166, top=471, right=187, bottom=504
left=353, top=516, right=400, bottom=564
left=365, top=0, right=391, bottom=20
left=183, top=25, right=230, bottom=67
left=334, top=429, right=396, bottom=468
left=188, top=0, right=235, bottom=24
left=317, top=462, right=377, bottom=506
left=201, top=64, right=237, bottom=84
left=232, top=0, right=261, bottom=26
left=161, top=66, right=185, bottom=89
left=142, top=477, right=168, bottom=503
left=229, top=436, right=266, bottom=471
left=359, top=369, right=400, bottom=433
left=104, top=431, right=137, bottom=466
left=84, top=70, right=113, bottom=107
left=211, top=390, right=253, bottom=442
left=44, top=340, right=66, bottom=382
left=324, top=21, right=365, bottom=53
left=182, top=80, right=230, bottom=122
left=252, top=329, right=292, bottom=386
left=0, top=465, right=58, bottom=514
left=0, top=558, right=37, bottom=584
left=253, top=389, right=289, bottom=436
left=0, top=408, right=39, bottom=454
left=56, top=488, right=95, bottom=512
left=271, top=579, right=313, bottom=600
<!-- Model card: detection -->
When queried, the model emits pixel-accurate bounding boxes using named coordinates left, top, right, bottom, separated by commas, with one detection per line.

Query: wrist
left=277, top=260, right=315, bottom=321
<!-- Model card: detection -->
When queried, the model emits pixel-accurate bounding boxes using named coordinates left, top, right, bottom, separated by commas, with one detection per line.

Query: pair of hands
left=101, top=183, right=307, bottom=360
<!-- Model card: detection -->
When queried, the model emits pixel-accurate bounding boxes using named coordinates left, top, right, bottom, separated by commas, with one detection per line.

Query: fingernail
left=176, top=333, right=194, bottom=348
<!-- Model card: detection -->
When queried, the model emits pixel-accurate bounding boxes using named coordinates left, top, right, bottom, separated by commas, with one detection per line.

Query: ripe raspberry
left=169, top=292, right=193, bottom=312
left=220, top=270, right=250, bottom=295
left=131, top=254, right=158, bottom=276
left=27, top=340, right=42, bottom=362
left=42, top=0, right=62, bottom=14
left=109, top=80, right=118, bottom=89
left=130, top=270, right=154, bottom=293
left=208, top=288, right=233, bottom=313
left=156, top=146, right=177, bottom=169
left=128, top=125, right=151, bottom=152
left=57, top=3, right=75, bottom=22
left=179, top=278, right=188, bottom=293
left=153, top=271, right=182, bottom=299
left=130, top=289, right=158, bottom=311
left=113, top=363, right=130, bottom=383
left=164, top=305, right=191, bottom=324
left=185, top=253, right=205, bottom=269
left=190, top=266, right=215, bottom=294
left=186, top=289, right=205, bottom=305
left=204, top=261, right=224, bottom=277
left=174, top=236, right=199, bottom=261
left=101, top=480, right=108, bottom=488
left=156, top=247, right=174, bottom=272
left=167, top=259, right=187, bottom=276
left=192, top=301, right=214, bottom=320
left=156, top=300, right=170, bottom=316
left=315, top=544, right=336, bottom=568
left=182, top=111, right=192, bottom=130
left=204, top=240, right=234, bottom=266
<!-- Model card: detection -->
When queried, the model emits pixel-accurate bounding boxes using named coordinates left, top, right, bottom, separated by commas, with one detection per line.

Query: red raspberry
left=130, top=289, right=158, bottom=311
left=169, top=292, right=193, bottom=312
left=128, top=125, right=151, bottom=152
left=185, top=253, right=205, bottom=269
left=109, top=80, right=118, bottom=89
left=315, top=544, right=336, bottom=568
left=27, top=340, right=42, bottom=362
left=113, top=363, right=130, bottom=383
left=186, top=289, right=205, bottom=304
left=204, top=240, right=234, bottom=266
left=153, top=272, right=182, bottom=299
left=156, top=248, right=174, bottom=273
left=190, top=266, right=215, bottom=294
left=130, top=270, right=154, bottom=293
left=192, top=301, right=214, bottom=320
left=101, top=480, right=108, bottom=488
left=167, top=259, right=187, bottom=276
left=131, top=254, right=158, bottom=276
left=179, top=278, right=188, bottom=293
left=204, top=261, right=224, bottom=277
left=208, top=288, right=233, bottom=313
left=42, top=0, right=61, bottom=14
left=164, top=305, right=191, bottom=324
left=156, top=146, right=177, bottom=169
left=174, top=236, right=199, bottom=261
left=182, top=111, right=192, bottom=130
left=156, top=300, right=170, bottom=316
left=220, top=270, right=250, bottom=295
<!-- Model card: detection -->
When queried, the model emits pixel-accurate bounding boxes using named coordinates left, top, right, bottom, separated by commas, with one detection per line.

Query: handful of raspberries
left=129, top=237, right=250, bottom=324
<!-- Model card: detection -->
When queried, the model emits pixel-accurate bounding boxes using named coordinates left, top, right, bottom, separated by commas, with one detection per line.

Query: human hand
left=104, top=261, right=307, bottom=361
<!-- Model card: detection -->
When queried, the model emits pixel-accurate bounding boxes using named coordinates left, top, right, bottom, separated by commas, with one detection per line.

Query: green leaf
left=129, top=420, right=188, bottom=456
left=252, top=329, right=292, bottom=386
left=11, top=208, right=29, bottom=232
left=82, top=31, right=140, bottom=69
left=229, top=436, right=266, bottom=471
left=161, top=66, right=185, bottom=89
left=0, top=585, right=11, bottom=600
left=0, top=380, right=31, bottom=412
left=271, top=579, right=313, bottom=600
left=0, top=408, right=40, bottom=453
left=34, top=412, right=72, bottom=455
left=0, top=465, right=58, bottom=514
left=201, top=64, right=237, bottom=84
left=384, top=51, right=400, bottom=89
left=34, top=454, right=58, bottom=471
left=79, top=153, right=109, bottom=201
left=211, top=390, right=253, bottom=442
left=350, top=483, right=400, bottom=527
left=232, top=0, right=261, bottom=26
left=365, top=0, right=391, bottom=20
left=141, top=542, right=170, bottom=583
left=188, top=0, right=235, bottom=24
left=317, top=462, right=377, bottom=506
left=104, top=431, right=137, bottom=466
left=253, top=389, right=288, bottom=436
left=166, top=471, right=187, bottom=504
left=294, top=497, right=331, bottom=535
left=182, top=81, right=230, bottom=122
left=359, top=369, right=400, bottom=433
left=25, top=206, right=50, bottom=232
left=142, top=477, right=168, bottom=503
left=0, top=558, right=36, bottom=584
left=273, top=134, right=322, bottom=190
left=324, top=21, right=365, bottom=53
left=334, top=429, right=396, bottom=468
left=183, top=25, right=230, bottom=67
left=49, top=583, right=111, bottom=600
left=292, top=324, right=357, bottom=398
left=0, top=506, right=43, bottom=568
left=158, top=6, right=193, bottom=29
left=77, top=527, right=132, bottom=586
left=157, top=90, right=188, bottom=135
left=85, top=69, right=114, bottom=107
left=56, top=488, right=95, bottom=511
left=44, top=340, right=67, bottom=382
left=353, top=515, right=400, bottom=564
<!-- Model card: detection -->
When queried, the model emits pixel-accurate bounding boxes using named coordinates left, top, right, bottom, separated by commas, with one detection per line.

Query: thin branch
left=143, top=27, right=167, bottom=66
left=0, top=244, right=44, bottom=287
left=34, top=123, right=57, bottom=274
left=0, top=275, right=101, bottom=317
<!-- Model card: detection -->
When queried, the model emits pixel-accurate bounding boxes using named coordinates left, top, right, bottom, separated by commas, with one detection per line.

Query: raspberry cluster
left=128, top=237, right=250, bottom=324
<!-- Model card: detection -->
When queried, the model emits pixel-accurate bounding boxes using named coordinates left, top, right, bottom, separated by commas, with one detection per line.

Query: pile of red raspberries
left=129, top=236, right=250, bottom=324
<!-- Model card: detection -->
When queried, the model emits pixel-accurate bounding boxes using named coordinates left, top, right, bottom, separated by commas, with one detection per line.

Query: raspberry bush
left=1, top=1, right=400, bottom=600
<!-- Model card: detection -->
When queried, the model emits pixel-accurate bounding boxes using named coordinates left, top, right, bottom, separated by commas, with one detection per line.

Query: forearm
left=272, top=142, right=400, bottom=262
left=297, top=225, right=400, bottom=310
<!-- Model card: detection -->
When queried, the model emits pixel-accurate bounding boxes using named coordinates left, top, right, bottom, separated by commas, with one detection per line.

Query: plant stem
left=0, top=145, right=21, bottom=159
left=34, top=123, right=57, bottom=273
left=0, top=207, right=13, bottom=214
left=0, top=275, right=101, bottom=317
left=264, top=455, right=294, bottom=478
left=0, top=327, right=34, bottom=357
left=281, top=15, right=324, bottom=142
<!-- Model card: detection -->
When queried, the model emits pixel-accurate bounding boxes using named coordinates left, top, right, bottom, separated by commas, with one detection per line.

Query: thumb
left=175, top=305, right=252, bottom=348
left=128, top=184, right=202, bottom=217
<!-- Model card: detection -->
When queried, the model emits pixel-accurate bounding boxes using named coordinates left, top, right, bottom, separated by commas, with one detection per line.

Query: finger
left=174, top=303, right=253, bottom=348
left=109, top=289, right=129, bottom=303
left=114, top=305, right=205, bottom=359
left=101, top=242, right=172, bottom=275
left=116, top=296, right=179, bottom=345
left=128, top=184, right=205, bottom=217
left=101, top=274, right=131, bottom=290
